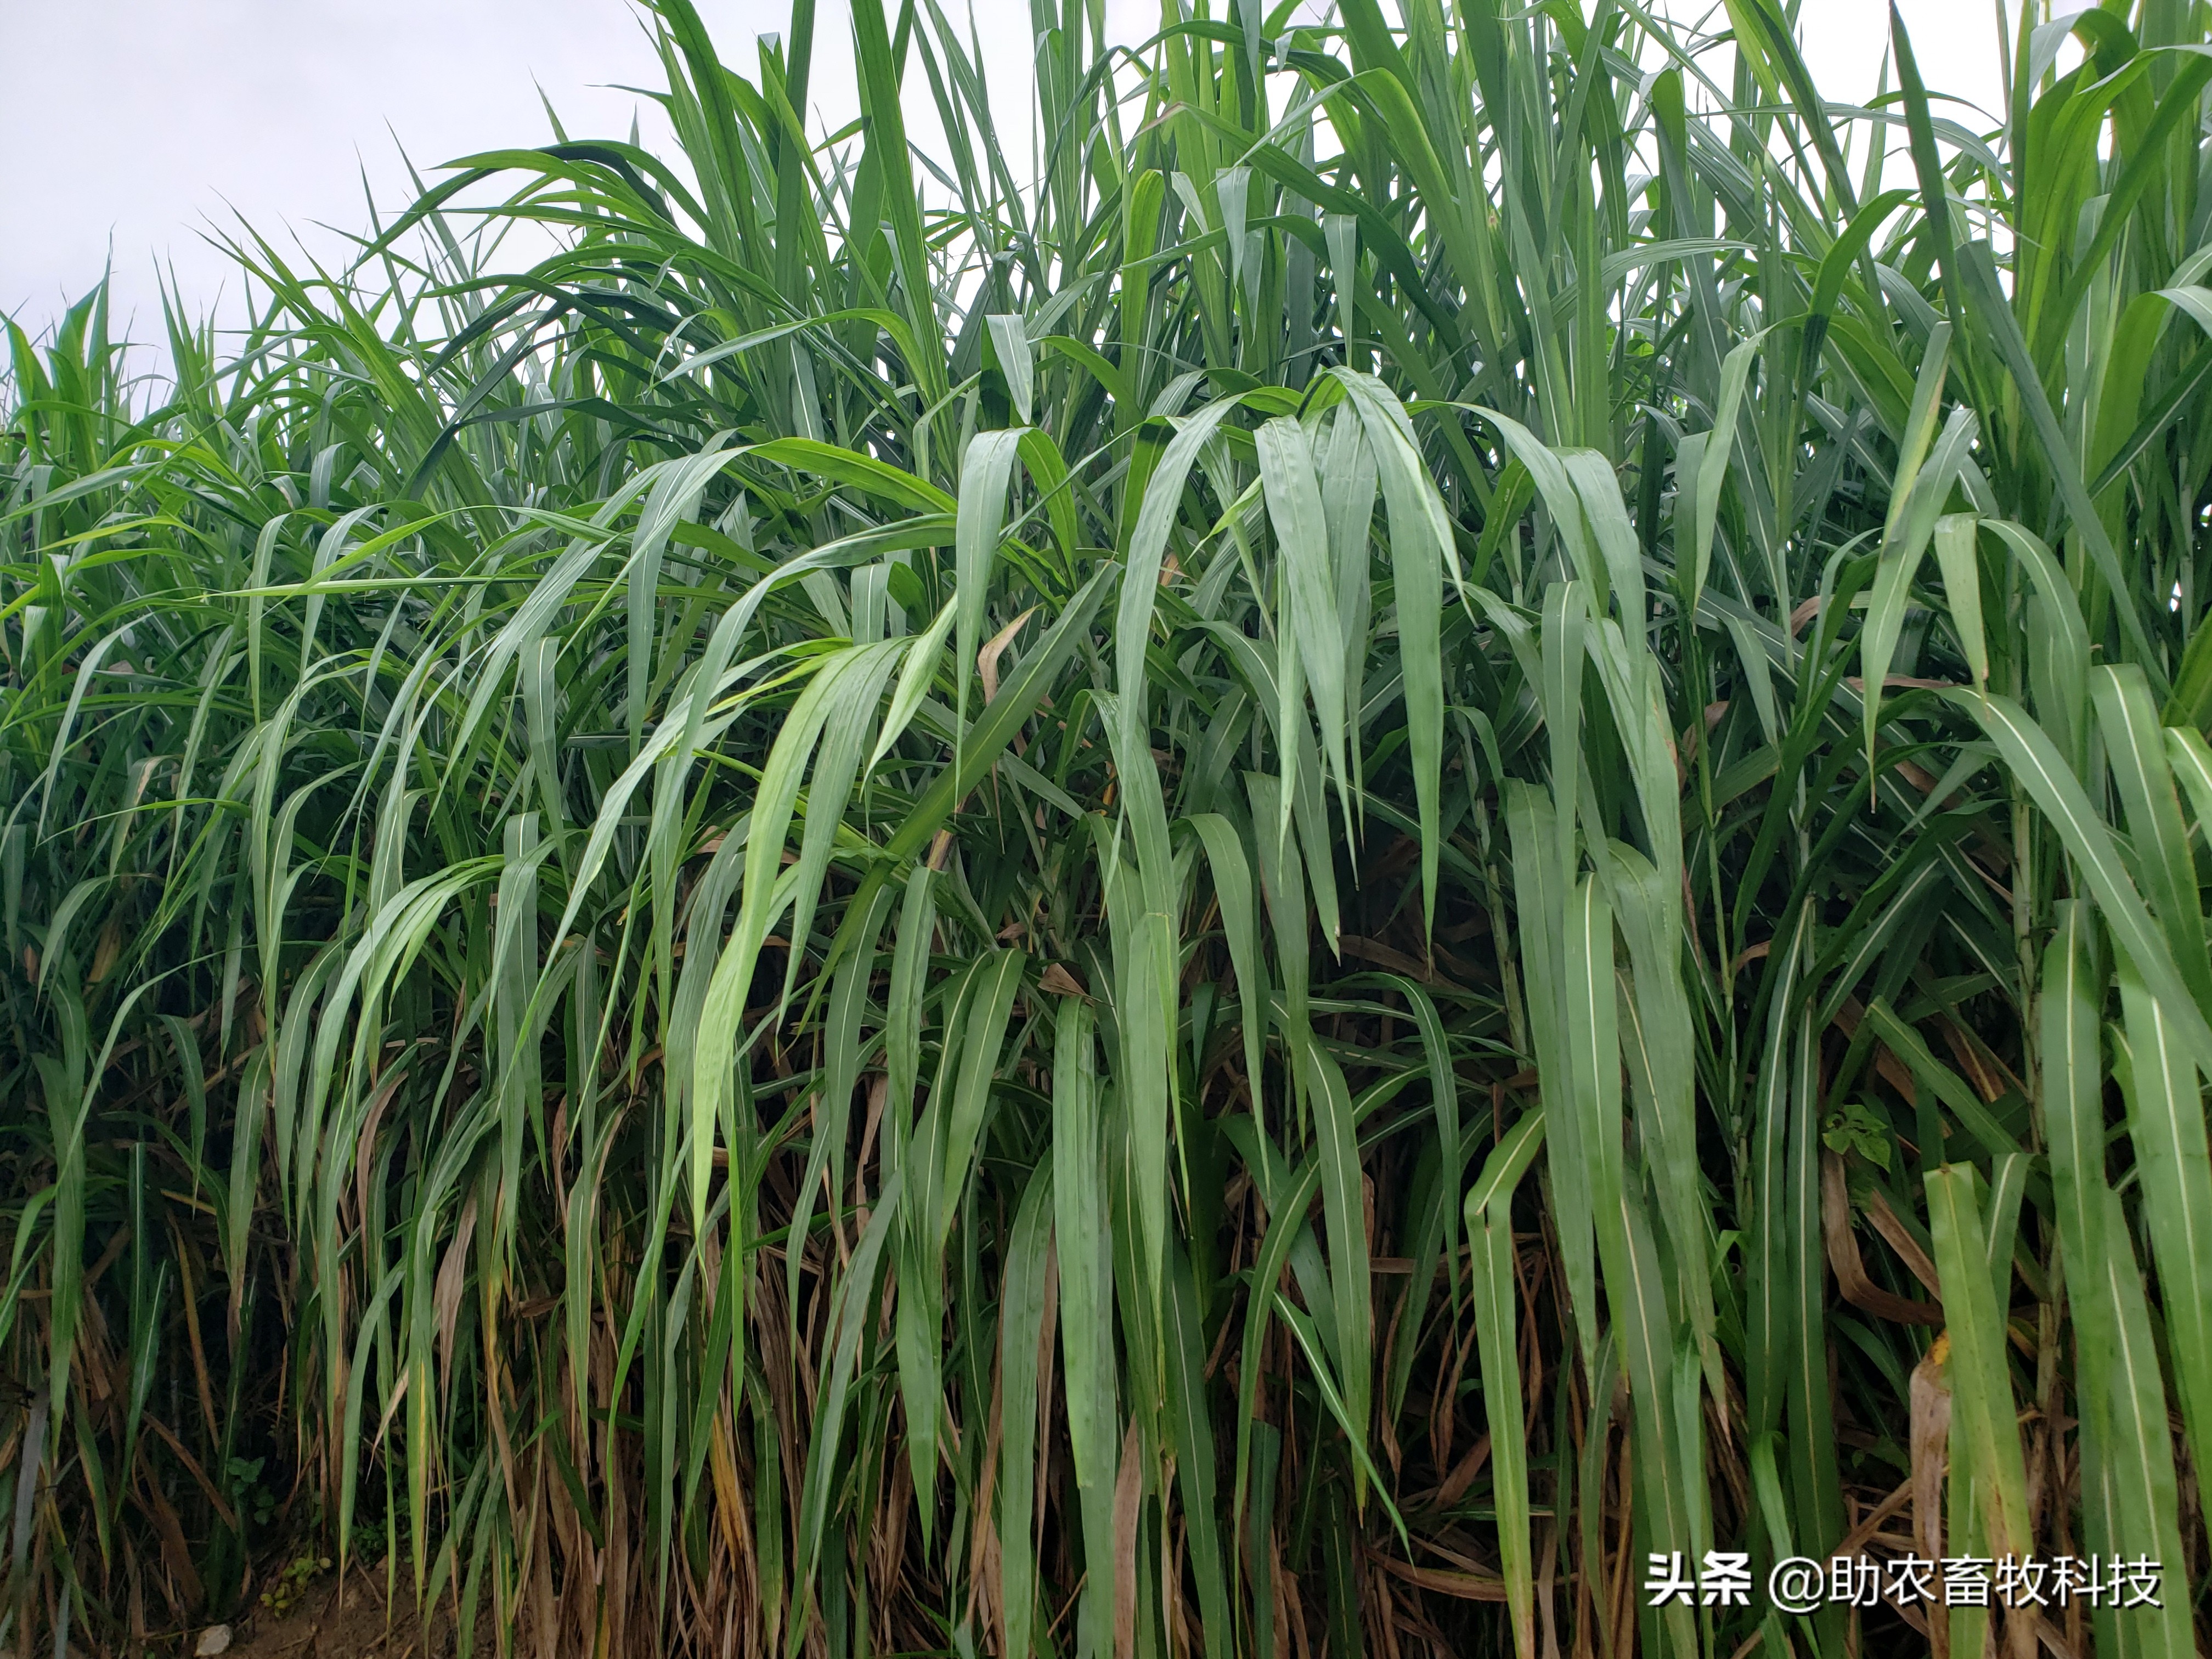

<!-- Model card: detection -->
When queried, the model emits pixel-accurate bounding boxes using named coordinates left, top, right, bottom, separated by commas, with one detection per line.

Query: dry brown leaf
left=1113, top=1418, right=1144, bottom=1659
left=1911, top=1333, right=1954, bottom=1659
left=1822, top=1153, right=1943, bottom=1324
left=1039, top=962, right=1088, bottom=998
left=978, top=606, right=1040, bottom=704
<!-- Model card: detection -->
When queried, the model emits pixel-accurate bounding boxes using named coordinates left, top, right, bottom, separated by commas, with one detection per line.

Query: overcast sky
left=2, top=0, right=2002, bottom=364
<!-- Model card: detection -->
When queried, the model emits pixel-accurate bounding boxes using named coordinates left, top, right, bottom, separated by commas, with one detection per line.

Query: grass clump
left=7, top=1, right=2212, bottom=1655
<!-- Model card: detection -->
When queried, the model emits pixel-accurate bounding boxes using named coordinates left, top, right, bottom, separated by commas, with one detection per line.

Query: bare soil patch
left=199, top=1572, right=476, bottom=1659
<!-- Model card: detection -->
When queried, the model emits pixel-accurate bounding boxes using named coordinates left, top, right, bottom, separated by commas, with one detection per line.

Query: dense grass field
left=8, top=0, right=2212, bottom=1653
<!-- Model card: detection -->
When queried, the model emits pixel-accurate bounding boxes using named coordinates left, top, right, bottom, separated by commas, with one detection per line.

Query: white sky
left=1, top=0, right=2002, bottom=366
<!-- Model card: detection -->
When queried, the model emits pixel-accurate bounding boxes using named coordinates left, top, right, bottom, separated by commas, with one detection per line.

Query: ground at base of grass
left=198, top=1572, right=465, bottom=1659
